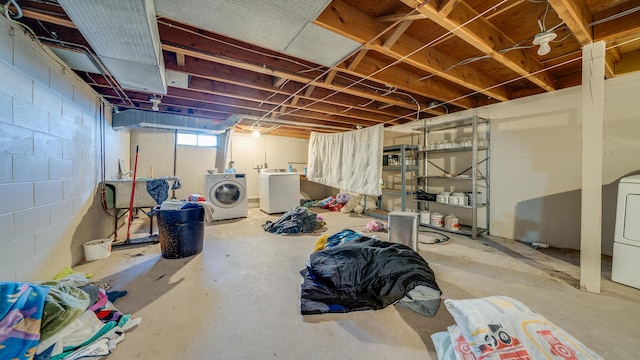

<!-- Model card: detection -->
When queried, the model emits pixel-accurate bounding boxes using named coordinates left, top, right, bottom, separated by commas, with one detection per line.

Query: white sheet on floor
left=307, top=124, right=383, bottom=196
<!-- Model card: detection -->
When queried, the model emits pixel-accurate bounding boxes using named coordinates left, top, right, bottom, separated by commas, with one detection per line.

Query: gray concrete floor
left=76, top=208, right=640, bottom=359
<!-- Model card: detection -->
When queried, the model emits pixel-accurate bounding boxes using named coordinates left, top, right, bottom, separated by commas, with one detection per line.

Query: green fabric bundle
left=36, top=281, right=91, bottom=341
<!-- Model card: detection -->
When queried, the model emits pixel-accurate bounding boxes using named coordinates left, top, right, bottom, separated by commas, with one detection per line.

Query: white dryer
left=612, top=175, right=640, bottom=289
left=259, top=170, right=300, bottom=214
left=204, top=173, right=248, bottom=221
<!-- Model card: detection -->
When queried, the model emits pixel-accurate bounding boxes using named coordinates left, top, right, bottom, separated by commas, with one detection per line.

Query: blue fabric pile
left=262, top=206, right=318, bottom=234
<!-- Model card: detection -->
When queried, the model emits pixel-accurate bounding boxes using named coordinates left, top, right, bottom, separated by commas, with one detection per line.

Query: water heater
left=388, top=211, right=419, bottom=251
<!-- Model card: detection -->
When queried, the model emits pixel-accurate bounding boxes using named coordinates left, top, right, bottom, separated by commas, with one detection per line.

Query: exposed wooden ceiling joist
left=315, top=0, right=511, bottom=102
left=400, top=0, right=556, bottom=92
left=548, top=0, right=594, bottom=45
left=17, top=0, right=640, bottom=138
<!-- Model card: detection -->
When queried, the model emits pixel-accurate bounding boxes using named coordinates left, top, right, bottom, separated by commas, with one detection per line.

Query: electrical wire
left=587, top=5, right=640, bottom=27
left=4, top=0, right=22, bottom=20
left=383, top=34, right=640, bottom=124
left=275, top=0, right=509, bottom=124
left=250, top=0, right=435, bottom=129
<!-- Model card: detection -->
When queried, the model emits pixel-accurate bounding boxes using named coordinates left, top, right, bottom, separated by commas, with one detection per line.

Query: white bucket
left=83, top=239, right=113, bottom=261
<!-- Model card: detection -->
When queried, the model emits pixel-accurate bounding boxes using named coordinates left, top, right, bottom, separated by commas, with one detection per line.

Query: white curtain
left=307, top=124, right=383, bottom=196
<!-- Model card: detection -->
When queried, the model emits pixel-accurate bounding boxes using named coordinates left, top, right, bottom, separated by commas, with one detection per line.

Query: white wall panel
left=0, top=213, right=14, bottom=246
left=14, top=205, right=51, bottom=239
left=0, top=15, right=128, bottom=280
left=13, top=154, right=49, bottom=182
left=387, top=71, right=640, bottom=255
left=35, top=180, right=63, bottom=206
left=0, top=153, right=11, bottom=183
left=0, top=92, right=11, bottom=124
left=34, top=132, right=63, bottom=158
left=0, top=182, right=34, bottom=214
left=0, top=60, right=33, bottom=102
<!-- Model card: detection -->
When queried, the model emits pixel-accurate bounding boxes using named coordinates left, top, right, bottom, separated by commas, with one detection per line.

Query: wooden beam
left=290, top=95, right=300, bottom=107
left=429, top=0, right=526, bottom=48
left=159, top=21, right=465, bottom=111
left=400, top=0, right=556, bottom=92
left=304, top=85, right=316, bottom=97
left=324, top=69, right=338, bottom=84
left=615, top=48, right=640, bottom=75
left=347, top=55, right=474, bottom=109
left=605, top=52, right=616, bottom=78
left=376, top=13, right=427, bottom=23
left=547, top=0, right=593, bottom=45
left=165, top=61, right=421, bottom=120
left=593, top=0, right=640, bottom=42
left=347, top=49, right=369, bottom=70
left=163, top=44, right=422, bottom=113
left=22, top=9, right=76, bottom=28
left=176, top=53, right=186, bottom=67
left=273, top=76, right=288, bottom=88
left=383, top=20, right=413, bottom=49
left=438, top=0, right=461, bottom=18
left=315, top=0, right=510, bottom=101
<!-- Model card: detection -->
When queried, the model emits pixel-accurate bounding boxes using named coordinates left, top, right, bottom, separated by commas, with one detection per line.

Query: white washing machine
left=259, top=171, right=300, bottom=214
left=612, top=175, right=640, bottom=289
left=204, top=173, right=248, bottom=220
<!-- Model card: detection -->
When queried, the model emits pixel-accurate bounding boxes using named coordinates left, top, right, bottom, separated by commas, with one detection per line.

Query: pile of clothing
left=262, top=206, right=319, bottom=234
left=0, top=270, right=138, bottom=359
left=432, top=296, right=603, bottom=360
left=301, top=230, right=441, bottom=316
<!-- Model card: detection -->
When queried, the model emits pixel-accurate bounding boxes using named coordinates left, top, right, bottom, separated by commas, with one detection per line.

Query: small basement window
left=176, top=132, right=218, bottom=147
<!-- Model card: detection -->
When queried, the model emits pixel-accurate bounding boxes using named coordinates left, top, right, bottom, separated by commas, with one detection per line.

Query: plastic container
left=157, top=205, right=205, bottom=259
left=430, top=212, right=444, bottom=227
left=420, top=211, right=431, bottom=225
left=83, top=239, right=113, bottom=261
left=444, top=214, right=459, bottom=231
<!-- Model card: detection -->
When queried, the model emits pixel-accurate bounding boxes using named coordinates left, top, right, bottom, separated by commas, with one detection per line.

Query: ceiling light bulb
left=149, top=96, right=161, bottom=111
left=537, top=42, right=551, bottom=56
left=252, top=130, right=260, bottom=137
left=532, top=31, right=557, bottom=56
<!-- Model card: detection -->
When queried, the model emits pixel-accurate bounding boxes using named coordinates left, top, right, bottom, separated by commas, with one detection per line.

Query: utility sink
left=103, top=179, right=160, bottom=209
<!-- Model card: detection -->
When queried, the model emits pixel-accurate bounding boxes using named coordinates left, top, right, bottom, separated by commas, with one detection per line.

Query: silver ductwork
left=112, top=110, right=242, bottom=133
left=58, top=0, right=166, bottom=94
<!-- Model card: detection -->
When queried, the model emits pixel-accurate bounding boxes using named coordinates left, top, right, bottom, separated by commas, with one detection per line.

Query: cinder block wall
left=0, top=17, right=128, bottom=281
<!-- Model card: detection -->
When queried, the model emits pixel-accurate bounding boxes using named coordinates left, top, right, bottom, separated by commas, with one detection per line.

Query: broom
left=125, top=145, right=140, bottom=243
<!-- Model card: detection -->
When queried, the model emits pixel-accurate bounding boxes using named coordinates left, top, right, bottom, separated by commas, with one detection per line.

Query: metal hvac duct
left=112, top=110, right=243, bottom=133
left=58, top=0, right=166, bottom=94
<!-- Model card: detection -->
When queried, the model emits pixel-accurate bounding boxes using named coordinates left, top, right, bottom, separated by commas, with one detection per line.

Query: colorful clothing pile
left=0, top=272, right=139, bottom=360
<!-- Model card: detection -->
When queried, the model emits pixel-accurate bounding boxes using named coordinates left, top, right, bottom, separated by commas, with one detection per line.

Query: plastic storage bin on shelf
left=157, top=204, right=204, bottom=259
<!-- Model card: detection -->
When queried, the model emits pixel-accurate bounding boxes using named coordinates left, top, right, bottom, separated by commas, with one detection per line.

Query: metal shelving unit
left=365, top=144, right=418, bottom=220
left=382, top=144, right=418, bottom=212
left=414, top=115, right=490, bottom=238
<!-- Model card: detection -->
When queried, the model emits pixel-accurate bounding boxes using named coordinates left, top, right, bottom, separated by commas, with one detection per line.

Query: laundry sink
left=103, top=179, right=160, bottom=209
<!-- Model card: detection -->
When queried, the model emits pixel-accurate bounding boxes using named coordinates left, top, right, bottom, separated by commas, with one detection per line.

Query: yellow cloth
left=53, top=267, right=93, bottom=280
left=313, top=235, right=328, bottom=252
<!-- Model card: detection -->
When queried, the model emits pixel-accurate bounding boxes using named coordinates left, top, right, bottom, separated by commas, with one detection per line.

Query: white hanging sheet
left=307, top=124, right=383, bottom=196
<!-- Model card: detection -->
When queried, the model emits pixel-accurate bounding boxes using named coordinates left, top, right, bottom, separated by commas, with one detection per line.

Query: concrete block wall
left=0, top=17, right=128, bottom=281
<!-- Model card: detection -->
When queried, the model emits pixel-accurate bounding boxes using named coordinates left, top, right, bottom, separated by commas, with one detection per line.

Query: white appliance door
left=622, top=194, right=640, bottom=244
left=612, top=242, right=640, bottom=289
left=209, top=180, right=246, bottom=209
